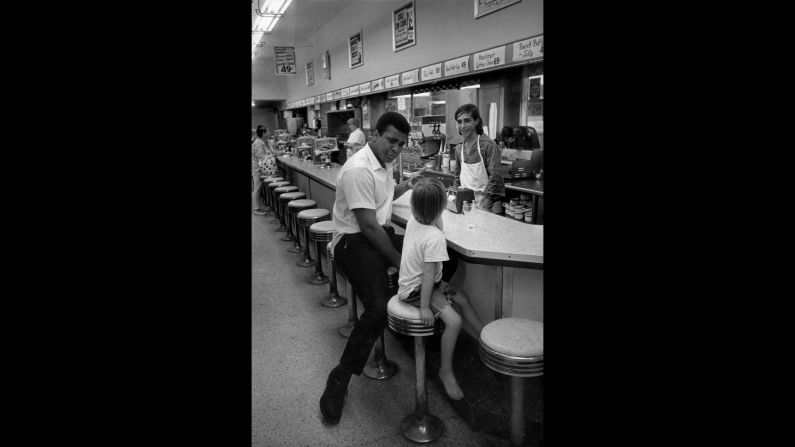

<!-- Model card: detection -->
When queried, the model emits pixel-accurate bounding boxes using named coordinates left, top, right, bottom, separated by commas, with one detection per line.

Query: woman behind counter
left=451, top=104, right=504, bottom=213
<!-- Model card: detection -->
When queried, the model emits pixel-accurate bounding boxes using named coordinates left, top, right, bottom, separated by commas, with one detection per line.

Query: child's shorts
left=400, top=281, right=455, bottom=317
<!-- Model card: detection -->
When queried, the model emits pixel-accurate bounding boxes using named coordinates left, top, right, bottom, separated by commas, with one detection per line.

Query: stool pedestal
left=363, top=333, right=398, bottom=380
left=296, top=209, right=329, bottom=268
left=320, top=243, right=347, bottom=308
left=400, top=336, right=445, bottom=443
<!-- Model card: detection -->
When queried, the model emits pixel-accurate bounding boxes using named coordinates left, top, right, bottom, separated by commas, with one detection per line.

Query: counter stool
left=321, top=242, right=347, bottom=308
left=267, top=181, right=291, bottom=224
left=387, top=296, right=447, bottom=443
left=273, top=186, right=299, bottom=232
left=261, top=176, right=284, bottom=215
left=364, top=266, right=399, bottom=380
left=277, top=191, right=305, bottom=240
left=286, top=199, right=316, bottom=253
left=479, top=318, right=544, bottom=447
left=307, top=220, right=334, bottom=285
left=295, top=208, right=330, bottom=268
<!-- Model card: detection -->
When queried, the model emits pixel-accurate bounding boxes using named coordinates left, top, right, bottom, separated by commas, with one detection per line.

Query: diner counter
left=278, top=155, right=543, bottom=269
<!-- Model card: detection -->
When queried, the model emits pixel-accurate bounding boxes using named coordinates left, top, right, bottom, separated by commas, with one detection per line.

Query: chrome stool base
left=296, top=258, right=315, bottom=268
left=287, top=245, right=304, bottom=253
left=308, top=273, right=329, bottom=285
left=400, top=413, right=445, bottom=443
left=364, top=357, right=398, bottom=380
left=321, top=294, right=348, bottom=308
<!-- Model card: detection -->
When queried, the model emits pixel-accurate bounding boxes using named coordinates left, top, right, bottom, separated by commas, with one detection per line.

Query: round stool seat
left=269, top=181, right=290, bottom=189
left=479, top=318, right=543, bottom=378
left=274, top=186, right=298, bottom=194
left=387, top=296, right=445, bottom=337
left=262, top=177, right=284, bottom=183
left=288, top=199, right=316, bottom=209
left=309, top=220, right=335, bottom=241
left=297, top=208, right=330, bottom=225
left=279, top=191, right=305, bottom=201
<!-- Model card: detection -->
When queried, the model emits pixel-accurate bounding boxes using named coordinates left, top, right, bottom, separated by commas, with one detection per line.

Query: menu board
left=512, top=35, right=543, bottom=62
left=341, top=87, right=350, bottom=98
left=474, top=46, right=506, bottom=70
left=401, top=69, right=418, bottom=85
left=421, top=63, right=442, bottom=81
left=359, top=81, right=371, bottom=94
left=274, top=46, right=296, bottom=75
left=371, top=78, right=385, bottom=91
left=349, top=84, right=360, bottom=96
left=385, top=74, right=400, bottom=89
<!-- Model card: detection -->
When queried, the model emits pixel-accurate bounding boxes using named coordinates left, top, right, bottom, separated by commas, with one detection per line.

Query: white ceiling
left=252, top=0, right=361, bottom=49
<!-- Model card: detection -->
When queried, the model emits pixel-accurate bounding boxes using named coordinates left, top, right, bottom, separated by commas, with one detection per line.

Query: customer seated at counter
left=320, top=111, right=417, bottom=425
left=452, top=104, right=505, bottom=213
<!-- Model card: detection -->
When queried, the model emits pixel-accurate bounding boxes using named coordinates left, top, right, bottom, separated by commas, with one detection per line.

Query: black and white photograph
left=252, top=0, right=543, bottom=445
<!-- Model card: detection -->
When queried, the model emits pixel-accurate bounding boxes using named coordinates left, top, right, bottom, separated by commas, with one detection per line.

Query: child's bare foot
left=438, top=369, right=464, bottom=400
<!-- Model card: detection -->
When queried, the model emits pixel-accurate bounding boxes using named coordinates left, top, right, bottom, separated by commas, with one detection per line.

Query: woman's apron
left=459, top=135, right=489, bottom=193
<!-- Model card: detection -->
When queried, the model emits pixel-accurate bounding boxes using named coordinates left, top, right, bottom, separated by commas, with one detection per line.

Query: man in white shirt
left=320, top=112, right=417, bottom=424
left=343, top=118, right=366, bottom=154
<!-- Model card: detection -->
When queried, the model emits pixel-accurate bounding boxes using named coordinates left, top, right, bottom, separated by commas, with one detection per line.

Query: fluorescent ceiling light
left=461, top=84, right=480, bottom=90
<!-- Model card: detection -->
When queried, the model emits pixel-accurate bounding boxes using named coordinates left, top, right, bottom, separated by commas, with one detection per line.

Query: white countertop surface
left=279, top=155, right=543, bottom=267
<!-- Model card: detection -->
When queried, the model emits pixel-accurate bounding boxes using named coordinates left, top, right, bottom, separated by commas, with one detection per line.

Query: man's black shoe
left=319, top=367, right=349, bottom=424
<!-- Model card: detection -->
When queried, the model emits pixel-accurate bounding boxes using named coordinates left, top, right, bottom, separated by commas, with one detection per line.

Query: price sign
left=421, top=63, right=442, bottom=81
left=359, top=81, right=371, bottom=94
left=444, top=55, right=470, bottom=76
left=385, top=74, right=400, bottom=89
left=512, top=36, right=544, bottom=62
left=474, top=46, right=506, bottom=70
left=371, top=78, right=385, bottom=91
left=349, top=84, right=360, bottom=96
left=341, top=87, right=350, bottom=98
left=274, top=46, right=296, bottom=75
left=401, top=69, right=418, bottom=85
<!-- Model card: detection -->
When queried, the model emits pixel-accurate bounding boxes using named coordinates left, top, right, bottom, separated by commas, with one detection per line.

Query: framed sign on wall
left=392, top=0, right=416, bottom=52
left=348, top=30, right=363, bottom=69
left=475, top=0, right=521, bottom=19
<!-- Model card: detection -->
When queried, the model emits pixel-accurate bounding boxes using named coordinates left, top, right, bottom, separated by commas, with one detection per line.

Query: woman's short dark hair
left=454, top=103, right=484, bottom=135
left=410, top=177, right=447, bottom=225
left=256, top=125, right=267, bottom=138
left=375, top=111, right=411, bottom=136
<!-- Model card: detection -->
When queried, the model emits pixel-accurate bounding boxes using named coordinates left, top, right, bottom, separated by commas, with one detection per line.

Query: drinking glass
left=462, top=201, right=474, bottom=229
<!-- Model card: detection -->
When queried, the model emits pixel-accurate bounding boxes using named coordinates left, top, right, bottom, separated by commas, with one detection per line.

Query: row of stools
left=258, top=174, right=542, bottom=447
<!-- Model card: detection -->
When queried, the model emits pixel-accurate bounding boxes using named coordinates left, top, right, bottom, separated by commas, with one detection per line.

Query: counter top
left=504, top=179, right=544, bottom=195
left=279, top=155, right=543, bottom=268
left=277, top=155, right=340, bottom=189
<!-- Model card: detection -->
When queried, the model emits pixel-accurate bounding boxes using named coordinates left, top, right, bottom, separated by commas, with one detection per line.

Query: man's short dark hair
left=375, top=112, right=410, bottom=136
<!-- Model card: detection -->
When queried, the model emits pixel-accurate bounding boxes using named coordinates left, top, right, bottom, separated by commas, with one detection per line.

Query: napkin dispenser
left=454, top=188, right=474, bottom=214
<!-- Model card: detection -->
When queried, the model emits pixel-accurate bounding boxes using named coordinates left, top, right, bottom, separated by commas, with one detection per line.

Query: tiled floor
left=252, top=211, right=543, bottom=446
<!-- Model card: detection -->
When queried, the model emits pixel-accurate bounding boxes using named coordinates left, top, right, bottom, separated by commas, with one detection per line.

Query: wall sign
left=385, top=74, right=400, bottom=89
left=321, top=50, right=331, bottom=79
left=444, top=55, right=470, bottom=76
left=474, top=46, right=506, bottom=70
left=333, top=90, right=342, bottom=100
left=305, top=61, right=314, bottom=86
left=371, top=78, right=385, bottom=91
left=474, top=0, right=522, bottom=19
left=512, top=35, right=543, bottom=62
left=348, top=30, right=364, bottom=69
left=341, top=87, right=350, bottom=98
left=350, top=84, right=360, bottom=96
left=274, top=46, right=296, bottom=75
left=421, top=63, right=442, bottom=81
left=392, top=0, right=417, bottom=52
left=359, top=81, right=371, bottom=94
left=401, top=69, right=419, bottom=85
left=326, top=92, right=334, bottom=101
